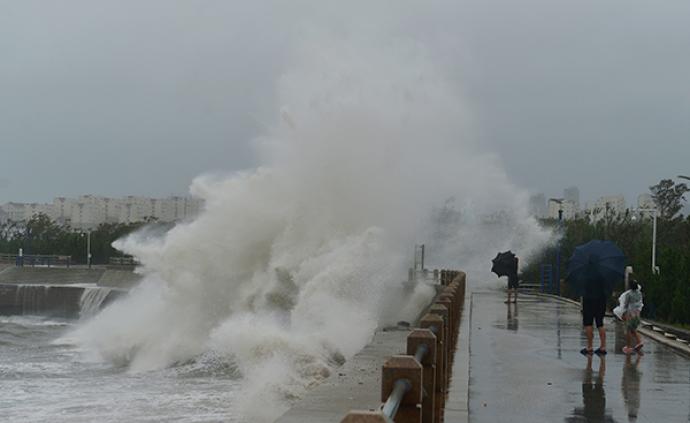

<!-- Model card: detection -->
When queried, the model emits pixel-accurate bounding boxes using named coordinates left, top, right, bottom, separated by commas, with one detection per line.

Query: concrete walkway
left=274, top=327, right=411, bottom=423
left=465, top=290, right=690, bottom=422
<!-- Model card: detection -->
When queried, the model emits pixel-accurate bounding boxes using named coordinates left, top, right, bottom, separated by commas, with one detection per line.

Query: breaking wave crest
left=71, top=15, right=553, bottom=422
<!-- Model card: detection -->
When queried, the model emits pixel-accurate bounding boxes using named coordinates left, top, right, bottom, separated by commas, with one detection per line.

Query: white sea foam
left=71, top=4, right=553, bottom=421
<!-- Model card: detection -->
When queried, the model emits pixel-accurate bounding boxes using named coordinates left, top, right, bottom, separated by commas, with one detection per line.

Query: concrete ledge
left=637, top=326, right=690, bottom=356
left=0, top=267, right=105, bottom=285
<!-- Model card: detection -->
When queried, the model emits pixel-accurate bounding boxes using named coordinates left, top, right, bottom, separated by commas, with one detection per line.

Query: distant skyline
left=1, top=0, right=689, bottom=206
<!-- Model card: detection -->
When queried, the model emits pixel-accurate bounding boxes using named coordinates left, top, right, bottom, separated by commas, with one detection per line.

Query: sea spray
left=71, top=12, right=553, bottom=423
left=79, top=287, right=112, bottom=319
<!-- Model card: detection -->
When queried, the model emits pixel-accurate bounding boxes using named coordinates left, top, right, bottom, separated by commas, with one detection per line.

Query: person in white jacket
left=617, top=279, right=644, bottom=354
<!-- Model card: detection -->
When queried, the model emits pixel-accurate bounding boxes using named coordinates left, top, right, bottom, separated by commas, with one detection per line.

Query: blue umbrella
left=566, top=240, right=626, bottom=297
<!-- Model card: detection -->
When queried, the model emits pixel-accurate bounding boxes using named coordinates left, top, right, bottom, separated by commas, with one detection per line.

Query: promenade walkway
left=463, top=289, right=690, bottom=422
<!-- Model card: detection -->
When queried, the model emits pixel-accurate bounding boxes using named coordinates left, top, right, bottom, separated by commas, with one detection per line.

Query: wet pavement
left=467, top=290, right=690, bottom=422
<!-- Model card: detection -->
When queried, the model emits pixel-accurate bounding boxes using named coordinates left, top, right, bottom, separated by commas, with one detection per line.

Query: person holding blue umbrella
left=566, top=240, right=626, bottom=356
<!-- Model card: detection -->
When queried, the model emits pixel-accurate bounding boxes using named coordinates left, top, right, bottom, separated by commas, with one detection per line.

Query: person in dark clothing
left=581, top=274, right=608, bottom=355
left=505, top=256, right=519, bottom=304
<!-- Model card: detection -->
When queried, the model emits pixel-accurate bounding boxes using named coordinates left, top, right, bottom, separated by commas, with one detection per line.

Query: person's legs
left=594, top=298, right=607, bottom=353
left=513, top=288, right=518, bottom=303
left=629, top=314, right=644, bottom=351
left=597, top=325, right=607, bottom=352
left=585, top=325, right=594, bottom=351
left=622, top=329, right=634, bottom=354
left=631, top=323, right=644, bottom=352
left=505, top=289, right=511, bottom=304
left=581, top=298, right=595, bottom=354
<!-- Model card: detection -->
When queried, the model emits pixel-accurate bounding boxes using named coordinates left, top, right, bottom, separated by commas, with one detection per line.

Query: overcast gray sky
left=1, top=0, right=689, bottom=205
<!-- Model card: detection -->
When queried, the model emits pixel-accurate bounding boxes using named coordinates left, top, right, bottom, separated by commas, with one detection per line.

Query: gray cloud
left=1, top=0, right=689, bottom=205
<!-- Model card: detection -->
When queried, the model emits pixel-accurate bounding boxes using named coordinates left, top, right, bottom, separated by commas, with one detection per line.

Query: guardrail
left=0, top=253, right=72, bottom=267
left=108, top=257, right=140, bottom=266
left=341, top=269, right=466, bottom=423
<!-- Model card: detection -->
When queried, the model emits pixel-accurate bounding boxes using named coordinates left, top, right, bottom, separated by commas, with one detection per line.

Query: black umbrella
left=566, top=240, right=626, bottom=298
left=492, top=251, right=516, bottom=278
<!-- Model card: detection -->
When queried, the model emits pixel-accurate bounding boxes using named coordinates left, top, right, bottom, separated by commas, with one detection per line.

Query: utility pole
left=81, top=230, right=92, bottom=269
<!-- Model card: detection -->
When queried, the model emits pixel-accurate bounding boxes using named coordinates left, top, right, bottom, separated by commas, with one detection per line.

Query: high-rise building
left=2, top=202, right=28, bottom=222
left=564, top=186, right=580, bottom=211
left=0, top=195, right=204, bottom=228
left=52, top=197, right=75, bottom=224
left=590, top=195, right=626, bottom=221
left=548, top=198, right=577, bottom=220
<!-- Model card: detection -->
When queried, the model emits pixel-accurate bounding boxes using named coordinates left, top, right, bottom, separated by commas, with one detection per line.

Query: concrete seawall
left=0, top=266, right=142, bottom=288
left=0, top=267, right=139, bottom=318
left=0, top=284, right=125, bottom=318
left=0, top=267, right=105, bottom=285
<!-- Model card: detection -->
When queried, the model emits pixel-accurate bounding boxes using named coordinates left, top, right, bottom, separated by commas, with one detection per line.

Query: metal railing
left=108, top=256, right=140, bottom=266
left=382, top=379, right=412, bottom=418
left=0, top=253, right=72, bottom=267
left=341, top=270, right=466, bottom=423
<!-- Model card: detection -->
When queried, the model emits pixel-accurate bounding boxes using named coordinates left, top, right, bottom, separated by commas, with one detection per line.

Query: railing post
left=429, top=304, right=449, bottom=369
left=438, top=294, right=456, bottom=346
left=382, top=356, right=423, bottom=423
left=341, top=269, right=467, bottom=423
left=422, top=310, right=446, bottom=422
left=407, top=329, right=436, bottom=423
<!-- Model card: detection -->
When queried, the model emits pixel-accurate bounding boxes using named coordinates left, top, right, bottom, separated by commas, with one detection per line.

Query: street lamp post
left=550, top=199, right=565, bottom=296
left=634, top=208, right=658, bottom=274
left=81, top=230, right=92, bottom=269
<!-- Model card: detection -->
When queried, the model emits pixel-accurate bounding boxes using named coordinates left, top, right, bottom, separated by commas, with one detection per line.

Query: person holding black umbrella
left=491, top=251, right=519, bottom=303
left=581, top=272, right=609, bottom=355
left=566, top=240, right=626, bottom=356
left=506, top=255, right=519, bottom=304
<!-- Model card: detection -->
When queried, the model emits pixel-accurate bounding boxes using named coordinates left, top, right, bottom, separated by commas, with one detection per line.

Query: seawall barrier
left=0, top=267, right=140, bottom=318
left=276, top=269, right=466, bottom=423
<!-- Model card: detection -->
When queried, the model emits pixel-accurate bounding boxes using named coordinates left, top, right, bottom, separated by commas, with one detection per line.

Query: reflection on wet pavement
left=621, top=354, right=642, bottom=422
left=468, top=290, right=690, bottom=423
left=566, top=356, right=616, bottom=422
left=506, top=303, right=518, bottom=332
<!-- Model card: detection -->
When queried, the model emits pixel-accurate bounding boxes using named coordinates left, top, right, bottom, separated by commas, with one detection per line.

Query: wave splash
left=71, top=26, right=552, bottom=423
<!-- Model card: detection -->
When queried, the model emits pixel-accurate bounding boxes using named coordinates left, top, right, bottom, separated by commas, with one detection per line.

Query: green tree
left=650, top=179, right=689, bottom=220
left=24, top=213, right=67, bottom=255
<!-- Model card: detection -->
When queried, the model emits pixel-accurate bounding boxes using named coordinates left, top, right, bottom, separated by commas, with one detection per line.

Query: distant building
left=637, top=193, right=655, bottom=209
left=563, top=186, right=580, bottom=211
left=24, top=203, right=54, bottom=220
left=529, top=193, right=547, bottom=218
left=53, top=197, right=75, bottom=224
left=118, top=196, right=156, bottom=224
left=636, top=193, right=656, bottom=219
left=590, top=195, right=626, bottom=221
left=2, top=202, right=28, bottom=222
left=0, top=195, right=204, bottom=229
left=547, top=198, right=577, bottom=220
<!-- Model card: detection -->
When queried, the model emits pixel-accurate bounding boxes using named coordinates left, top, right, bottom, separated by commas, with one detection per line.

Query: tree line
left=0, top=213, right=171, bottom=265
left=523, top=179, right=690, bottom=325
